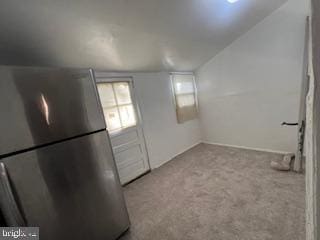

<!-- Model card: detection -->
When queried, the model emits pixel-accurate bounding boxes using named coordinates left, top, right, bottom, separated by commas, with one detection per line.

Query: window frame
left=170, top=72, right=198, bottom=122
left=96, top=78, right=139, bottom=135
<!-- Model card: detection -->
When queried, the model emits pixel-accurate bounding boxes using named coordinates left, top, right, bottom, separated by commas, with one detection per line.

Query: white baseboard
left=151, top=141, right=202, bottom=169
left=171, top=141, right=202, bottom=159
left=202, top=141, right=292, bottom=155
left=151, top=141, right=291, bottom=170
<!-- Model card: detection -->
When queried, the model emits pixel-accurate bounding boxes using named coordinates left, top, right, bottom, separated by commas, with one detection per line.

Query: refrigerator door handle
left=0, top=162, right=26, bottom=226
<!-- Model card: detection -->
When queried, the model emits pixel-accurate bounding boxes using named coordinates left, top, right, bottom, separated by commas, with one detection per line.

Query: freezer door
left=0, top=66, right=105, bottom=156
left=0, top=131, right=130, bottom=240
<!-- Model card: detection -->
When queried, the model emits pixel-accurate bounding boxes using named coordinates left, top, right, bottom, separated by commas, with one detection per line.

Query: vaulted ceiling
left=0, top=0, right=288, bottom=71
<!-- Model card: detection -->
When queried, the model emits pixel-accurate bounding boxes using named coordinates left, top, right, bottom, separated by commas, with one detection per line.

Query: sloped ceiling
left=0, top=0, right=287, bottom=72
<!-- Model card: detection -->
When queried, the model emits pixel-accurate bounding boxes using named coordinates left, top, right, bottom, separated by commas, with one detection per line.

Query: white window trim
left=170, top=72, right=199, bottom=123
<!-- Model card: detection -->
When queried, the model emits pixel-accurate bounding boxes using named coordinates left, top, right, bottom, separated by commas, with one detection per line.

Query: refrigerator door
left=0, top=66, right=105, bottom=157
left=0, top=131, right=130, bottom=240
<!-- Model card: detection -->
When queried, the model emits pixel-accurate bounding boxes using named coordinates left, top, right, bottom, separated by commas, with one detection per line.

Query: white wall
left=95, top=71, right=201, bottom=169
left=196, top=0, right=309, bottom=153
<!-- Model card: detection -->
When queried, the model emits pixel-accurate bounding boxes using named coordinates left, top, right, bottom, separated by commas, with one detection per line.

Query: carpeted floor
left=119, top=143, right=305, bottom=240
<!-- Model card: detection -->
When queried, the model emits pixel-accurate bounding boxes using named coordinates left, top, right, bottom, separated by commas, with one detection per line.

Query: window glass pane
left=119, top=105, right=136, bottom=128
left=173, top=75, right=195, bottom=94
left=97, top=83, right=116, bottom=107
left=176, top=94, right=195, bottom=107
left=98, top=81, right=137, bottom=131
left=104, top=107, right=121, bottom=131
left=114, top=82, right=132, bottom=105
left=171, top=74, right=198, bottom=123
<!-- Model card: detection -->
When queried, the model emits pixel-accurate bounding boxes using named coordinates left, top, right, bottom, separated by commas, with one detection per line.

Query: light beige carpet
left=119, top=143, right=305, bottom=240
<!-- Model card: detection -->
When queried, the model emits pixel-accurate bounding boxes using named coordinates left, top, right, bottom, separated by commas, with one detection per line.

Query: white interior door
left=96, top=78, right=150, bottom=184
left=294, top=17, right=310, bottom=172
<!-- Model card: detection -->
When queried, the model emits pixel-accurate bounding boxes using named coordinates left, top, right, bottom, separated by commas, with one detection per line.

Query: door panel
left=111, top=130, right=139, bottom=147
left=0, top=131, right=129, bottom=240
left=96, top=79, right=150, bottom=185
left=118, top=160, right=147, bottom=185
left=0, top=66, right=105, bottom=157
left=111, top=127, right=149, bottom=184
left=114, top=144, right=142, bottom=167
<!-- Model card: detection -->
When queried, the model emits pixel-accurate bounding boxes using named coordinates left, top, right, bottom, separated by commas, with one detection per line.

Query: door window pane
left=97, top=83, right=116, bottom=107
left=98, top=81, right=137, bottom=132
left=104, top=107, right=121, bottom=131
left=114, top=82, right=131, bottom=105
left=119, top=105, right=136, bottom=128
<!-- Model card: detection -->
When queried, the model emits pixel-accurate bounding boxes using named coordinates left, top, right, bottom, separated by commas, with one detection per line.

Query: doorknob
left=281, top=122, right=298, bottom=126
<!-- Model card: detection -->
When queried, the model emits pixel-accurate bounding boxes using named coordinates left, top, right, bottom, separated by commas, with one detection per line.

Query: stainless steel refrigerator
left=0, top=66, right=130, bottom=239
